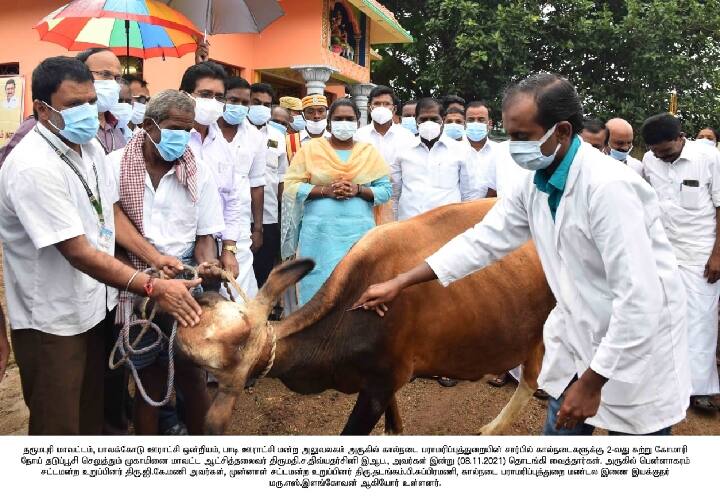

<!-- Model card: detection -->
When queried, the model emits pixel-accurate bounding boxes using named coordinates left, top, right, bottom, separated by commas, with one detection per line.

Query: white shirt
left=426, top=143, right=690, bottom=434
left=355, top=122, right=414, bottom=167
left=229, top=120, right=266, bottom=235
left=392, top=135, right=481, bottom=221
left=0, top=123, right=117, bottom=335
left=299, top=129, right=331, bottom=144
left=465, top=138, right=498, bottom=197
left=2, top=96, right=18, bottom=109
left=478, top=140, right=529, bottom=198
left=107, top=149, right=224, bottom=258
left=256, top=125, right=289, bottom=225
left=625, top=155, right=644, bottom=176
left=188, top=123, right=246, bottom=242
left=642, top=140, right=720, bottom=265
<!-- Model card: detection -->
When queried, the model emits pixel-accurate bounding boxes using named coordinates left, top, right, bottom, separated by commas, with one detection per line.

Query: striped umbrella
left=34, top=0, right=203, bottom=60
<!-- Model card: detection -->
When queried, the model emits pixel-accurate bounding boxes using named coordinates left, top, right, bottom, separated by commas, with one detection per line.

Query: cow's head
left=176, top=258, right=314, bottom=434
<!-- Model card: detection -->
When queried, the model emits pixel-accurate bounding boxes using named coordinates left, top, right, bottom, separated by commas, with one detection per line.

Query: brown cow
left=175, top=198, right=555, bottom=434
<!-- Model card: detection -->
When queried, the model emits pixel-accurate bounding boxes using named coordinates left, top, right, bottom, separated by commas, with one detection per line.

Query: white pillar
left=351, top=83, right=375, bottom=126
left=291, top=65, right=337, bottom=96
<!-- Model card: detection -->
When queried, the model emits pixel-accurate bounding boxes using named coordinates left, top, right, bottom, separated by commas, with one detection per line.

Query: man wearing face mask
left=182, top=62, right=257, bottom=299
left=356, top=74, right=690, bottom=436
left=400, top=100, right=418, bottom=135
left=107, top=89, right=225, bottom=433
left=391, top=97, right=480, bottom=221
left=442, top=106, right=466, bottom=142
left=126, top=75, right=150, bottom=131
left=279, top=96, right=305, bottom=133
left=217, top=77, right=266, bottom=260
left=464, top=102, right=499, bottom=198
left=248, top=82, right=289, bottom=289
left=110, top=79, right=133, bottom=142
left=298, top=94, right=331, bottom=144
left=76, top=48, right=127, bottom=154
left=604, top=118, right=643, bottom=176
left=642, top=113, right=720, bottom=412
left=0, top=57, right=204, bottom=434
left=355, top=85, right=414, bottom=168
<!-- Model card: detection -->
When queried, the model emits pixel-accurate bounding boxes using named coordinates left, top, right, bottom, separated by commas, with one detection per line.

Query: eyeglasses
left=132, top=95, right=149, bottom=104
left=90, top=70, right=123, bottom=83
left=193, top=91, right=226, bottom=103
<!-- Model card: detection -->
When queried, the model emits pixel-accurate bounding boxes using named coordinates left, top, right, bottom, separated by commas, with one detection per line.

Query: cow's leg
left=341, top=389, right=394, bottom=435
left=479, top=341, right=543, bottom=435
left=384, top=395, right=403, bottom=435
left=204, top=389, right=238, bottom=435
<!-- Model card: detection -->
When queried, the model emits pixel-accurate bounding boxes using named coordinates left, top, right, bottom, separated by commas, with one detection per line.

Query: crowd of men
left=0, top=44, right=718, bottom=436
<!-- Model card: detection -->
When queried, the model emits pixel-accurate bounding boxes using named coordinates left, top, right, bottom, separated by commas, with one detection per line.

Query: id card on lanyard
left=36, top=127, right=114, bottom=253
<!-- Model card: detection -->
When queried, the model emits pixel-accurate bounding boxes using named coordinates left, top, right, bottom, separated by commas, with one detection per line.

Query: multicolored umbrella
left=34, top=0, right=202, bottom=59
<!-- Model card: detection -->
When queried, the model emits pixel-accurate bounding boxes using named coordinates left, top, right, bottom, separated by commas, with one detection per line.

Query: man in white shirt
left=464, top=100, right=499, bottom=198
left=392, top=97, right=481, bottom=221
left=181, top=62, right=259, bottom=299
left=285, top=94, right=331, bottom=164
left=2, top=78, right=18, bottom=109
left=642, top=113, right=720, bottom=412
left=357, top=74, right=689, bottom=436
left=355, top=85, right=414, bottom=167
left=605, top=117, right=643, bottom=175
left=248, top=82, right=288, bottom=288
left=108, top=89, right=225, bottom=434
left=0, top=57, right=202, bottom=435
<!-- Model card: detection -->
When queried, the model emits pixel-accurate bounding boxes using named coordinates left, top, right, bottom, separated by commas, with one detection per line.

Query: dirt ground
left=2, top=365, right=719, bottom=436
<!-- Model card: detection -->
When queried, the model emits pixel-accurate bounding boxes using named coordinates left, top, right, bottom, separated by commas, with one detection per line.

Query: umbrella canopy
left=163, top=0, right=284, bottom=36
left=34, top=0, right=202, bottom=59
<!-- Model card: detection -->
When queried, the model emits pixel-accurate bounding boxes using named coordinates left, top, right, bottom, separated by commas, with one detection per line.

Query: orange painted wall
left=0, top=0, right=372, bottom=112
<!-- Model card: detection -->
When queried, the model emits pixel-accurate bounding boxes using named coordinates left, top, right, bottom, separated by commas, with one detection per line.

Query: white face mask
left=130, top=101, right=146, bottom=125
left=696, top=138, right=716, bottom=147
left=371, top=106, right=394, bottom=125
left=110, top=102, right=132, bottom=128
left=508, top=124, right=560, bottom=171
left=306, top=118, right=328, bottom=135
left=331, top=120, right=357, bottom=141
left=94, top=79, right=120, bottom=113
left=193, top=97, right=224, bottom=125
left=418, top=120, right=442, bottom=141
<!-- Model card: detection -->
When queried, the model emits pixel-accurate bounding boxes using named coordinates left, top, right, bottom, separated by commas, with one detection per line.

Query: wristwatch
left=222, top=244, right=238, bottom=255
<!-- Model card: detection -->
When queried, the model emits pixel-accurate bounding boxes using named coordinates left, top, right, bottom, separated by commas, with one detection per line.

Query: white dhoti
left=219, top=237, right=258, bottom=304
left=679, top=263, right=720, bottom=395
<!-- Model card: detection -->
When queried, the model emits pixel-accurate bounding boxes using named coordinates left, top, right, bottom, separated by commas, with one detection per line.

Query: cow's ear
left=256, top=258, right=315, bottom=308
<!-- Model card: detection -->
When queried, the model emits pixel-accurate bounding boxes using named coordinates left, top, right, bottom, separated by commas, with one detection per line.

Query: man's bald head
left=605, top=117, right=634, bottom=153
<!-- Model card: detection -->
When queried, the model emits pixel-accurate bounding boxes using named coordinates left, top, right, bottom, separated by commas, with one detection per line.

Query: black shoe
left=437, top=377, right=458, bottom=387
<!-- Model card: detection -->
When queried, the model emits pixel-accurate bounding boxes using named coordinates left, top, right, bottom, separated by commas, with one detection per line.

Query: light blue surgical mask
left=94, top=79, right=120, bottom=113
left=248, top=105, right=271, bottom=126
left=401, top=116, right=417, bottom=135
left=148, top=119, right=190, bottom=162
left=508, top=124, right=560, bottom=171
left=223, top=103, right=249, bottom=125
left=609, top=147, right=632, bottom=162
left=444, top=123, right=465, bottom=140
left=466, top=122, right=488, bottom=142
left=292, top=115, right=307, bottom=132
left=45, top=101, right=100, bottom=145
left=110, top=102, right=132, bottom=129
left=696, top=138, right=716, bottom=148
left=268, top=120, right=287, bottom=135
left=330, top=120, right=357, bottom=141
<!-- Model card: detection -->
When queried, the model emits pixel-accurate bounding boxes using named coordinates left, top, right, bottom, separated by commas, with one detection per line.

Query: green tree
left=373, top=0, right=720, bottom=135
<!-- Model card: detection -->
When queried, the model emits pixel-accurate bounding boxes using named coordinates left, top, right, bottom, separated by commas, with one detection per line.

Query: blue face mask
left=509, top=124, right=560, bottom=171
left=45, top=101, right=100, bottom=145
left=149, top=119, right=190, bottom=162
left=444, top=123, right=465, bottom=140
left=248, top=105, right=271, bottom=126
left=401, top=116, right=418, bottom=135
left=466, top=122, right=488, bottom=142
left=94, top=79, right=120, bottom=113
left=268, top=120, right=287, bottom=135
left=292, top=115, right=307, bottom=132
left=223, top=103, right=249, bottom=125
left=609, top=147, right=632, bottom=162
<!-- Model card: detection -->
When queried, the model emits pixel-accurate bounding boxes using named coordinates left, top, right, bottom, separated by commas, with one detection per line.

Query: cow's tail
left=479, top=341, right=544, bottom=435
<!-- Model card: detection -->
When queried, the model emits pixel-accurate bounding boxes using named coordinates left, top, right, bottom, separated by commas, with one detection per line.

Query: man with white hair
left=107, top=89, right=225, bottom=434
left=605, top=117, right=643, bottom=176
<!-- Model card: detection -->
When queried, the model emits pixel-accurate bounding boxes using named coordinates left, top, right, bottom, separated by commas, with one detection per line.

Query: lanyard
left=35, top=127, right=105, bottom=226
